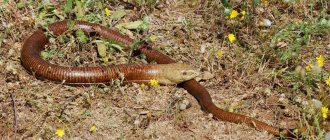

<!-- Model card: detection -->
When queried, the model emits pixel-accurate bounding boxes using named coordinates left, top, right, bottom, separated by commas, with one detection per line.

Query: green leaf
left=40, top=49, right=55, bottom=60
left=97, top=42, right=107, bottom=58
left=63, top=0, right=73, bottom=13
left=75, top=0, right=85, bottom=19
left=117, top=20, right=149, bottom=30
left=109, top=44, right=124, bottom=52
left=110, top=9, right=126, bottom=20
left=291, top=83, right=300, bottom=90
left=75, top=29, right=89, bottom=43
left=136, top=0, right=143, bottom=5
left=41, top=51, right=50, bottom=60
left=85, top=13, right=102, bottom=23
left=252, top=0, right=260, bottom=7
left=139, top=53, right=147, bottom=60
left=221, top=0, right=231, bottom=8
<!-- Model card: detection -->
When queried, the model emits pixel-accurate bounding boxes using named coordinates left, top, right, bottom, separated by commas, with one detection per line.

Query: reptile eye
left=182, top=72, right=187, bottom=75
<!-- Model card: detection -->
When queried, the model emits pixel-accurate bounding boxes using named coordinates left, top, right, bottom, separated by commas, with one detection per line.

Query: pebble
left=179, top=99, right=191, bottom=110
left=325, top=132, right=330, bottom=140
left=262, top=18, right=272, bottom=27
left=264, top=88, right=271, bottom=96
left=311, top=99, right=323, bottom=109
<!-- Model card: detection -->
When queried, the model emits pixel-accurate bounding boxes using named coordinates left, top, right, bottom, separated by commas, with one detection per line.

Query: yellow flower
left=140, top=83, right=146, bottom=89
left=228, top=33, right=236, bottom=43
left=149, top=79, right=159, bottom=87
left=321, top=106, right=328, bottom=119
left=229, top=10, right=239, bottom=19
left=261, top=0, right=268, bottom=4
left=56, top=128, right=65, bottom=137
left=240, top=11, right=246, bottom=21
left=90, top=125, right=97, bottom=132
left=148, top=35, right=158, bottom=42
left=305, top=64, right=312, bottom=71
left=326, top=76, right=330, bottom=86
left=105, top=8, right=111, bottom=16
left=216, top=51, right=224, bottom=58
left=316, top=55, right=325, bottom=67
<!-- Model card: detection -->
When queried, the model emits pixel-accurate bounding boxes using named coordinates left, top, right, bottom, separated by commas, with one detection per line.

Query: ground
left=0, top=0, right=329, bottom=140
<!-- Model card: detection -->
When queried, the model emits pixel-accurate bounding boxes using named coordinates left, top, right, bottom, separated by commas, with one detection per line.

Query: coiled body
left=21, top=21, right=199, bottom=85
left=21, top=20, right=294, bottom=137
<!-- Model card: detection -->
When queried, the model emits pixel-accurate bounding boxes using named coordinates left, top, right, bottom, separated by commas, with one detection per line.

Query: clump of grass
left=270, top=18, right=330, bottom=63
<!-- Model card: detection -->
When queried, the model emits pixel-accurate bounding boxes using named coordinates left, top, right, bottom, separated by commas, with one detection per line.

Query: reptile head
left=161, top=63, right=200, bottom=85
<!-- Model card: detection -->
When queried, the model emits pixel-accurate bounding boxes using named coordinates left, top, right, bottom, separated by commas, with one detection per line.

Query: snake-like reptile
left=21, top=20, right=295, bottom=137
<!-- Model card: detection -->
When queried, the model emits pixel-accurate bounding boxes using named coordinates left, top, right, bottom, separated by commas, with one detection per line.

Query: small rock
left=262, top=18, right=272, bottom=27
left=264, top=88, right=271, bottom=96
left=179, top=99, right=191, bottom=110
left=312, top=65, right=322, bottom=74
left=139, top=111, right=150, bottom=115
left=134, top=119, right=140, bottom=126
left=0, top=59, right=3, bottom=66
left=294, top=96, right=302, bottom=103
left=208, top=113, right=213, bottom=118
left=311, top=99, right=323, bottom=109
left=283, top=0, right=293, bottom=3
left=6, top=62, right=17, bottom=74
left=8, top=48, right=15, bottom=57
left=278, top=93, right=286, bottom=103
left=325, top=131, right=330, bottom=140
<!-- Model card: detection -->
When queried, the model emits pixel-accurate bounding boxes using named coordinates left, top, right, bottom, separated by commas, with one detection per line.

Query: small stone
left=278, top=93, right=286, bottom=103
left=264, top=88, right=271, bottom=96
left=200, top=44, right=206, bottom=53
left=139, top=111, right=150, bottom=115
left=179, top=99, right=191, bottom=110
left=312, top=65, right=322, bottom=74
left=262, top=18, right=272, bottom=27
left=294, top=96, right=302, bottom=103
left=134, top=119, right=140, bottom=126
left=6, top=62, right=17, bottom=74
left=208, top=113, right=213, bottom=118
left=8, top=48, right=15, bottom=57
left=311, top=99, right=322, bottom=109
left=325, top=132, right=330, bottom=140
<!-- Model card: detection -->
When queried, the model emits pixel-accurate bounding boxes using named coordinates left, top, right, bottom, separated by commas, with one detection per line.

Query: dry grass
left=0, top=0, right=329, bottom=139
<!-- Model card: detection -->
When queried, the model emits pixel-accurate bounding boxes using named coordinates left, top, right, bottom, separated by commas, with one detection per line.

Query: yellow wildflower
left=305, top=64, right=312, bottom=71
left=216, top=51, right=224, bottom=58
left=90, top=125, right=97, bottom=132
left=321, top=106, right=328, bottom=119
left=228, top=33, right=236, bottom=43
left=105, top=8, right=111, bottom=16
left=261, top=0, right=268, bottom=4
left=148, top=35, right=158, bottom=42
left=325, top=76, right=330, bottom=86
left=229, top=10, right=239, bottom=19
left=316, top=55, right=325, bottom=67
left=140, top=83, right=146, bottom=89
left=56, top=128, right=65, bottom=137
left=149, top=79, right=159, bottom=87
left=240, top=10, right=246, bottom=21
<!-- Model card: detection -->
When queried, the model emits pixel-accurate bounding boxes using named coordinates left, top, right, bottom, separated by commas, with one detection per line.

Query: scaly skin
left=21, top=20, right=296, bottom=138
left=21, top=23, right=199, bottom=85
